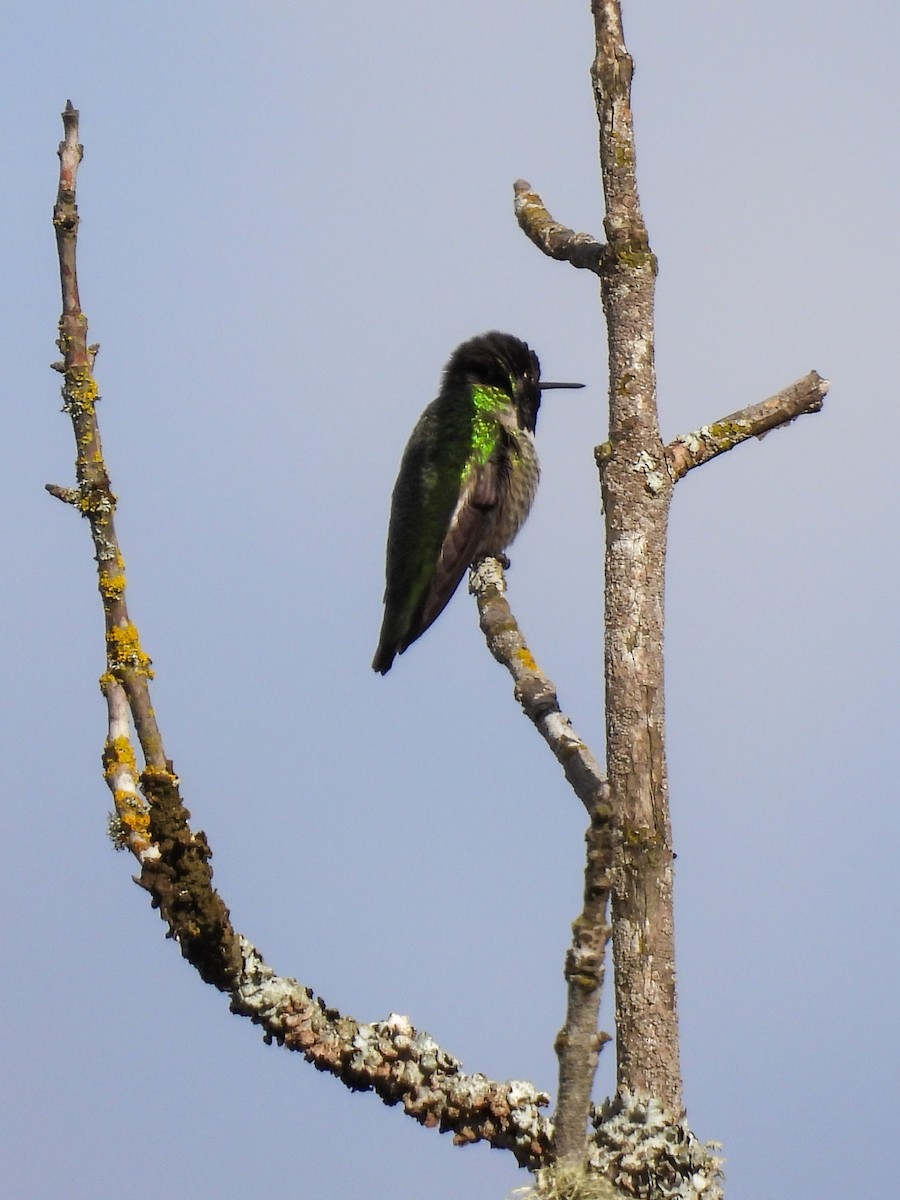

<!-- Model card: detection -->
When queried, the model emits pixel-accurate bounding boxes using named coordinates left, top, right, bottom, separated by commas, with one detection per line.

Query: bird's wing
left=373, top=400, right=509, bottom=670
left=413, top=458, right=499, bottom=638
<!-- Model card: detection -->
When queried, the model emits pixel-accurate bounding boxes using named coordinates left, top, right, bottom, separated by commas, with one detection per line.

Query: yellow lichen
left=107, top=802, right=152, bottom=851
left=705, top=418, right=748, bottom=450
left=106, top=622, right=154, bottom=678
left=64, top=368, right=100, bottom=416
left=117, top=803, right=151, bottom=836
left=141, top=763, right=179, bottom=785
left=104, top=734, right=138, bottom=777
left=515, top=647, right=538, bottom=673
left=595, top=441, right=614, bottom=467
left=99, top=573, right=127, bottom=602
left=615, top=247, right=655, bottom=270
left=77, top=487, right=113, bottom=516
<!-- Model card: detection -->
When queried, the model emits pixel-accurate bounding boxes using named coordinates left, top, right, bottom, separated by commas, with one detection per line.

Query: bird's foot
left=469, top=555, right=508, bottom=595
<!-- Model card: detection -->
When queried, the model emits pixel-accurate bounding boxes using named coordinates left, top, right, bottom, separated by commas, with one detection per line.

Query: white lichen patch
left=632, top=451, right=666, bottom=495
left=589, top=1092, right=724, bottom=1200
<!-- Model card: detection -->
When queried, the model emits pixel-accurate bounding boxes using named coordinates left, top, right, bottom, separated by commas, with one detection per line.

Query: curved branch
left=231, top=941, right=551, bottom=1164
left=514, top=179, right=610, bottom=274
left=48, top=101, right=552, bottom=1170
left=141, top=764, right=553, bottom=1162
left=665, top=371, right=829, bottom=481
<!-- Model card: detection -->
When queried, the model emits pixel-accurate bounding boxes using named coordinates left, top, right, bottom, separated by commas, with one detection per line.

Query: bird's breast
left=479, top=431, right=540, bottom=555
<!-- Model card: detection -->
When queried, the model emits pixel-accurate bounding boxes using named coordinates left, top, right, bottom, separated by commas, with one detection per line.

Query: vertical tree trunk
left=592, top=0, right=682, bottom=1109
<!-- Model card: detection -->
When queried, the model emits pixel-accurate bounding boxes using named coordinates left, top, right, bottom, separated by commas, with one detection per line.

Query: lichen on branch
left=47, top=100, right=556, bottom=1166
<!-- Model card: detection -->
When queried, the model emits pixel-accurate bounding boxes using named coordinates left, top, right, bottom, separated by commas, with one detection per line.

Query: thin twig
left=52, top=100, right=166, bottom=773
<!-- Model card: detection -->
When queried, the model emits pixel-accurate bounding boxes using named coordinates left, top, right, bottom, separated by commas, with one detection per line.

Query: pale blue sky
left=4, top=3, right=898, bottom=1198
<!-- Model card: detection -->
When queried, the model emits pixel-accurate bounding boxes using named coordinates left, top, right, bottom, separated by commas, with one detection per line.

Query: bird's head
left=445, top=331, right=583, bottom=431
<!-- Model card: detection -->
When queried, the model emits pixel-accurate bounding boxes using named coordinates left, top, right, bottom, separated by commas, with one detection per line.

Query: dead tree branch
left=665, top=372, right=828, bottom=480
left=552, top=814, right=614, bottom=1166
left=469, top=555, right=614, bottom=1165
left=470, top=556, right=609, bottom=818
left=48, top=100, right=553, bottom=1172
left=514, top=179, right=611, bottom=274
left=507, top=2, right=827, bottom=1192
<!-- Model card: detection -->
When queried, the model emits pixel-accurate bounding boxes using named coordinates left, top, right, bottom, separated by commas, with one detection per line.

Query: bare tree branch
left=230, top=943, right=552, bottom=1164
left=470, top=556, right=614, bottom=1166
left=552, top=815, right=614, bottom=1165
left=48, top=100, right=554, bottom=1172
left=514, top=179, right=610, bottom=273
left=470, top=556, right=609, bottom=818
left=51, top=101, right=166, bottom=775
left=665, top=371, right=829, bottom=480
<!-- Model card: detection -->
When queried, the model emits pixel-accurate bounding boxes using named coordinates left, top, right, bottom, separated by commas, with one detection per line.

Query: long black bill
left=540, top=381, right=585, bottom=391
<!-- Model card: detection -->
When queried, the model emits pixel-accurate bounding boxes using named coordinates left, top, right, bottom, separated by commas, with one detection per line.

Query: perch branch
left=665, top=371, right=829, bottom=480
left=514, top=179, right=610, bottom=273
left=470, top=557, right=609, bottom=818
left=49, top=101, right=553, bottom=1170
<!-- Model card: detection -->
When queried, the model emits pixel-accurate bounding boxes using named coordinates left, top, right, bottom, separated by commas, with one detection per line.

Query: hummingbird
left=372, top=331, right=583, bottom=674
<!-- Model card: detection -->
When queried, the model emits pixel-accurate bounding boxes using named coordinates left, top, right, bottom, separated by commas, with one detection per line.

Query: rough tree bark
left=47, top=4, right=827, bottom=1198
left=511, top=7, right=824, bottom=1194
